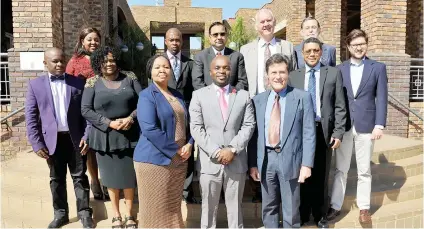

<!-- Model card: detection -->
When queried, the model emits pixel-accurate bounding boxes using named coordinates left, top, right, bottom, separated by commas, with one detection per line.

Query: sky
left=127, top=0, right=270, bottom=49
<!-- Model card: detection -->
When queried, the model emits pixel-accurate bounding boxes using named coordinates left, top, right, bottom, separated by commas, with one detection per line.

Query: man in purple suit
left=25, top=48, right=94, bottom=228
left=326, top=29, right=388, bottom=224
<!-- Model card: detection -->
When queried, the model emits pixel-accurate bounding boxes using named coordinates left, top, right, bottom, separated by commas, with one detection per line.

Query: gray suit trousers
left=200, top=167, right=245, bottom=229
left=261, top=149, right=301, bottom=228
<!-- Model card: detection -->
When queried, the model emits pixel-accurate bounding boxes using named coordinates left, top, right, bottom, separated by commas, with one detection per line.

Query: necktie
left=172, top=56, right=180, bottom=82
left=216, top=51, right=222, bottom=56
left=50, top=75, right=65, bottom=81
left=263, top=43, right=271, bottom=90
left=308, top=69, right=317, bottom=116
left=268, top=94, right=280, bottom=147
left=218, top=87, right=228, bottom=121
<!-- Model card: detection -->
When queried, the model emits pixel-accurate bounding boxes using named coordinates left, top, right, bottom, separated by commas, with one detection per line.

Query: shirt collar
left=259, top=37, right=277, bottom=47
left=213, top=83, right=230, bottom=93
left=166, top=50, right=181, bottom=60
left=270, top=87, right=288, bottom=98
left=212, top=46, right=225, bottom=55
left=48, top=72, right=65, bottom=78
left=350, top=57, right=366, bottom=67
left=305, top=62, right=321, bottom=73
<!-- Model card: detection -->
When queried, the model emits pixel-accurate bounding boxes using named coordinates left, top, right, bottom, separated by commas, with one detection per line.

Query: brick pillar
left=286, top=0, right=306, bottom=45
left=361, top=0, right=410, bottom=137
left=315, top=0, right=343, bottom=64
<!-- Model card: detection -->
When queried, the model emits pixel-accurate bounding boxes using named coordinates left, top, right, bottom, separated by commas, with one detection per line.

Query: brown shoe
left=359, top=209, right=372, bottom=223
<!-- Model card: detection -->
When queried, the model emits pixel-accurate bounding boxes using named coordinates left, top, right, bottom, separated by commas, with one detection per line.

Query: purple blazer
left=25, top=73, right=90, bottom=155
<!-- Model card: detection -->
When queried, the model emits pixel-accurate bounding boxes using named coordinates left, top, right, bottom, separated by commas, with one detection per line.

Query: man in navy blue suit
left=326, top=29, right=388, bottom=224
left=294, top=17, right=337, bottom=68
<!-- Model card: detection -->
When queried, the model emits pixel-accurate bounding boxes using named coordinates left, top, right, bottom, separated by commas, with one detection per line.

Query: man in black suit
left=164, top=28, right=199, bottom=204
left=192, top=21, right=248, bottom=90
left=288, top=37, right=347, bottom=228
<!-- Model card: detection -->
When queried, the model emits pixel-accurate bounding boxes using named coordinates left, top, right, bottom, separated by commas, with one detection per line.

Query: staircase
left=1, top=135, right=422, bottom=228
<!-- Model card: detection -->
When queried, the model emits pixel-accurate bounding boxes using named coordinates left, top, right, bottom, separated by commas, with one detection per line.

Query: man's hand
left=298, top=166, right=311, bottom=183
left=330, top=137, right=341, bottom=149
left=219, top=148, right=235, bottom=165
left=371, top=128, right=383, bottom=140
left=36, top=148, right=49, bottom=159
left=79, top=139, right=89, bottom=155
left=249, top=167, right=260, bottom=181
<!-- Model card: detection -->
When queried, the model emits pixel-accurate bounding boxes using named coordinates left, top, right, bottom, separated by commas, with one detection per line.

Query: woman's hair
left=90, top=46, right=121, bottom=76
left=74, top=27, right=101, bottom=56
left=145, top=54, right=171, bottom=79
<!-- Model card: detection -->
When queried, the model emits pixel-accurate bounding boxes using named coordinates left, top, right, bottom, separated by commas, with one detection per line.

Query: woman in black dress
left=81, top=46, right=141, bottom=228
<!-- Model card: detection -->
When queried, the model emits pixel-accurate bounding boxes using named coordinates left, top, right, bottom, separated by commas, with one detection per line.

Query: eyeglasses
left=350, top=43, right=367, bottom=48
left=303, top=49, right=321, bottom=55
left=211, top=32, right=226, bottom=38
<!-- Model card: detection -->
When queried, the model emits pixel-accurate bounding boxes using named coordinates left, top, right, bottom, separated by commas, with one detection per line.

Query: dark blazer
left=166, top=53, right=194, bottom=105
left=289, top=64, right=347, bottom=144
left=192, top=47, right=248, bottom=90
left=295, top=43, right=337, bottom=68
left=338, top=57, right=388, bottom=133
left=25, top=74, right=89, bottom=154
left=134, top=83, right=194, bottom=165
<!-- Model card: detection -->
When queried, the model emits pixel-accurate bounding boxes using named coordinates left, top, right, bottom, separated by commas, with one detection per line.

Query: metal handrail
left=1, top=106, right=25, bottom=123
left=389, top=93, right=423, bottom=121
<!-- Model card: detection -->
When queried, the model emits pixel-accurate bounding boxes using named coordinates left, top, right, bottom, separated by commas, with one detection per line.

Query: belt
left=265, top=146, right=281, bottom=153
left=57, top=131, right=70, bottom=135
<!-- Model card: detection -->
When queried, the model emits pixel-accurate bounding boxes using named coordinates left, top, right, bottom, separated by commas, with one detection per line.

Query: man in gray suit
left=190, top=55, right=255, bottom=229
left=289, top=37, right=347, bottom=228
left=294, top=17, right=337, bottom=68
left=240, top=8, right=297, bottom=99
left=192, top=22, right=248, bottom=91
left=248, top=54, right=315, bottom=228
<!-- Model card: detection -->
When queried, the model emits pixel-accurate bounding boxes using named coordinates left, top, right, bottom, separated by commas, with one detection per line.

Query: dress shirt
left=211, top=83, right=230, bottom=158
left=166, top=50, right=181, bottom=81
left=257, top=37, right=277, bottom=94
left=212, top=46, right=226, bottom=56
left=304, top=63, right=321, bottom=121
left=265, top=88, right=287, bottom=147
left=49, top=73, right=70, bottom=132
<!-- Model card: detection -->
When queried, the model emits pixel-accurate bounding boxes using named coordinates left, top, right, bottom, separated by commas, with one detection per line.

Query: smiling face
left=348, top=36, right=368, bottom=60
left=101, top=53, right=117, bottom=76
left=210, top=56, right=231, bottom=87
left=151, top=56, right=171, bottom=87
left=256, top=10, right=275, bottom=40
left=302, top=42, right=322, bottom=67
left=44, top=48, right=66, bottom=76
left=209, top=24, right=227, bottom=51
left=267, top=62, right=289, bottom=92
left=82, top=32, right=100, bottom=53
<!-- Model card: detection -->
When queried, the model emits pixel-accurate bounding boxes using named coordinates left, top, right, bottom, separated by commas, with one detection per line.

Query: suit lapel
left=224, top=86, right=236, bottom=128
left=355, top=59, right=373, bottom=98
left=250, top=40, right=259, bottom=92
left=177, top=59, right=188, bottom=86
left=43, top=75, right=56, bottom=118
left=280, top=88, right=299, bottom=148
left=207, top=85, right=225, bottom=124
left=259, top=90, right=270, bottom=145
left=319, top=66, right=328, bottom=99
left=296, top=68, right=306, bottom=89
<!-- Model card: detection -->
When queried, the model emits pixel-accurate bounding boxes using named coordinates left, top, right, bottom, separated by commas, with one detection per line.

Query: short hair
left=345, top=29, right=368, bottom=45
left=265, top=54, right=290, bottom=73
left=90, top=46, right=121, bottom=76
left=74, top=27, right=101, bottom=56
left=302, top=37, right=323, bottom=50
left=145, top=55, right=172, bottom=79
left=208, top=22, right=227, bottom=35
left=255, top=8, right=276, bottom=26
left=300, top=17, right=321, bottom=29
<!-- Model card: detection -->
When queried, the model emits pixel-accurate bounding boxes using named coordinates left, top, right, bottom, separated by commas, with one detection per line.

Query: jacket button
left=354, top=99, right=356, bottom=101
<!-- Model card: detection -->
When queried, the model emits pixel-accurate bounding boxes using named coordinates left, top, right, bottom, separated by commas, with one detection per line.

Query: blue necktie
left=308, top=69, right=317, bottom=116
left=50, top=75, right=65, bottom=81
left=173, top=56, right=180, bottom=82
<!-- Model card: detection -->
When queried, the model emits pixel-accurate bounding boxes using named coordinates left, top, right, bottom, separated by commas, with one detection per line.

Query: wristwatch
left=229, top=146, right=237, bottom=154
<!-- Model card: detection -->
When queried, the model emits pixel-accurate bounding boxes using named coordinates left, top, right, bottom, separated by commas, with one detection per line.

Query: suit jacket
left=25, top=74, right=90, bottom=154
left=294, top=42, right=337, bottom=68
left=240, top=38, right=297, bottom=98
left=288, top=65, right=347, bottom=144
left=247, top=86, right=315, bottom=181
left=189, top=85, right=256, bottom=175
left=192, top=47, right=248, bottom=91
left=338, top=57, right=388, bottom=133
left=166, top=53, right=194, bottom=105
left=134, top=83, right=194, bottom=165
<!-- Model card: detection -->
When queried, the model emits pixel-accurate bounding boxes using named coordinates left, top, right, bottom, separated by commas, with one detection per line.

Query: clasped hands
left=109, top=116, right=134, bottom=131
left=177, top=143, right=193, bottom=161
left=215, top=148, right=235, bottom=165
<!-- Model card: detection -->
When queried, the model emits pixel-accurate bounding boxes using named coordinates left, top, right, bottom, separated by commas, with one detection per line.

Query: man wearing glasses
left=289, top=37, right=347, bottom=228
left=294, top=17, right=337, bottom=68
left=327, top=29, right=388, bottom=224
left=192, top=22, right=248, bottom=91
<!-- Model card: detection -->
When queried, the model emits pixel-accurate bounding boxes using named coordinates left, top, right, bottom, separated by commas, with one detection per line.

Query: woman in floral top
left=66, top=27, right=107, bottom=200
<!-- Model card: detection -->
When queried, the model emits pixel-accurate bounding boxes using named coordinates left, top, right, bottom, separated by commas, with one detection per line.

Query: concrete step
left=367, top=135, right=423, bottom=163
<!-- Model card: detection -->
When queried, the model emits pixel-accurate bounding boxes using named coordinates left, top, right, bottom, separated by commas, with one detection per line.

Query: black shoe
left=317, top=218, right=329, bottom=228
left=48, top=217, right=70, bottom=228
left=183, top=196, right=201, bottom=204
left=326, top=208, right=341, bottom=221
left=81, top=216, right=94, bottom=228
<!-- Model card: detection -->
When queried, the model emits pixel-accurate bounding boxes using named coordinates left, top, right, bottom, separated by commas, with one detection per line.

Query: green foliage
left=227, top=17, right=256, bottom=50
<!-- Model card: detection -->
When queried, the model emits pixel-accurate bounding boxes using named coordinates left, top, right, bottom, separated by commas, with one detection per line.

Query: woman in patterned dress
left=134, top=55, right=193, bottom=228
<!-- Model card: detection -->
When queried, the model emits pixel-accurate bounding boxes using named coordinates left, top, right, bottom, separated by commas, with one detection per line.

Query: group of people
left=25, top=7, right=388, bottom=229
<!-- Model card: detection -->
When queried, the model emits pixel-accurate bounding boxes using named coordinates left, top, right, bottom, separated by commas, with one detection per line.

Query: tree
left=227, top=17, right=256, bottom=50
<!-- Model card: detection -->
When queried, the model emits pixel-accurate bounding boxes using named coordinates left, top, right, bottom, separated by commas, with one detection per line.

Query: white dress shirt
left=304, top=63, right=321, bottom=121
left=49, top=73, right=70, bottom=132
left=166, top=50, right=181, bottom=80
left=257, top=37, right=277, bottom=94
left=212, top=46, right=225, bottom=56
left=350, top=58, right=365, bottom=97
left=213, top=83, right=230, bottom=104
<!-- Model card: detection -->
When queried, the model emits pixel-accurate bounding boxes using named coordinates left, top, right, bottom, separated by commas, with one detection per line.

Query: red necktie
left=268, top=94, right=281, bottom=147
left=218, top=87, right=228, bottom=120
